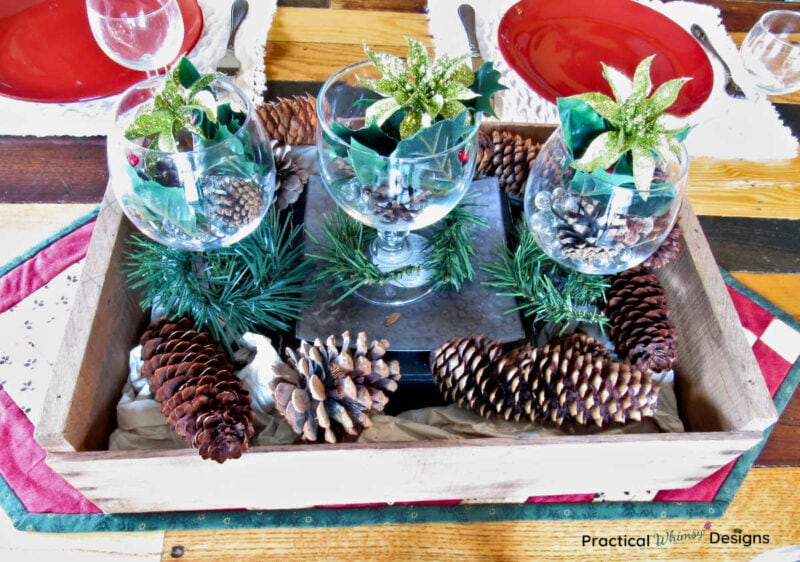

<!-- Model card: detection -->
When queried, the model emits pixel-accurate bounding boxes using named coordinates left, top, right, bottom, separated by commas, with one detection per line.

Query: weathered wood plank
left=268, top=7, right=430, bottom=46
left=160, top=467, right=800, bottom=561
left=697, top=216, right=800, bottom=273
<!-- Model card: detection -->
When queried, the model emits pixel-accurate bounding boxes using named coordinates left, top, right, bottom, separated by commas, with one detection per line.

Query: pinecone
left=553, top=196, right=626, bottom=261
left=269, top=331, right=401, bottom=443
left=138, top=317, right=256, bottom=463
left=430, top=333, right=659, bottom=427
left=271, top=141, right=309, bottom=210
left=201, top=175, right=266, bottom=228
left=256, top=94, right=317, bottom=146
left=605, top=265, right=678, bottom=373
left=642, top=223, right=683, bottom=270
left=474, top=129, right=541, bottom=199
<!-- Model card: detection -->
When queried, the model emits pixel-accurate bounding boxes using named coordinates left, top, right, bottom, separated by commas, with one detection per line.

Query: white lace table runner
left=0, top=0, right=277, bottom=137
left=428, top=0, right=799, bottom=160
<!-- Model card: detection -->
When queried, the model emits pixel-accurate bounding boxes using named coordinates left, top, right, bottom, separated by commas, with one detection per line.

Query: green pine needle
left=309, top=200, right=487, bottom=302
left=124, top=208, right=315, bottom=352
left=482, top=222, right=610, bottom=331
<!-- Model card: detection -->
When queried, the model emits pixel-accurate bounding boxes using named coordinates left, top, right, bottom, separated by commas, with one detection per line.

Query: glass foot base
left=357, top=233, right=433, bottom=306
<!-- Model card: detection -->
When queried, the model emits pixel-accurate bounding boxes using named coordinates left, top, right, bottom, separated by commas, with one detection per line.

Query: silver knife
left=458, top=4, right=484, bottom=72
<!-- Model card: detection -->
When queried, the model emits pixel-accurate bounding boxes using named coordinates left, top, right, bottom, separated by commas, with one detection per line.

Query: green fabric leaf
left=124, top=109, right=174, bottom=139
left=126, top=166, right=196, bottom=232
left=464, top=61, right=507, bottom=117
left=556, top=97, right=608, bottom=158
left=176, top=57, right=201, bottom=88
left=364, top=45, right=405, bottom=81
left=440, top=100, right=467, bottom=119
left=188, top=72, right=223, bottom=100
left=347, top=137, right=387, bottom=186
left=331, top=120, right=398, bottom=156
left=406, top=37, right=430, bottom=81
left=451, top=62, right=476, bottom=86
left=395, top=111, right=472, bottom=158
left=443, top=82, right=480, bottom=101
left=399, top=111, right=423, bottom=138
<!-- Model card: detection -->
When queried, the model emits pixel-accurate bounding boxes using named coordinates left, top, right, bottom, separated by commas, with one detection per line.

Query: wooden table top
left=0, top=0, right=798, bottom=560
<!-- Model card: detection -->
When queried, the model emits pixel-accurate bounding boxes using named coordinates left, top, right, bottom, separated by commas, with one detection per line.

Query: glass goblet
left=108, top=75, right=276, bottom=251
left=86, top=0, right=185, bottom=76
left=316, top=60, right=481, bottom=305
left=740, top=10, right=800, bottom=95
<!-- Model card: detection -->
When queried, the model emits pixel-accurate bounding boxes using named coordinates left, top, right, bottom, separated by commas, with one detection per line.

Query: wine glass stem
left=370, top=229, right=413, bottom=268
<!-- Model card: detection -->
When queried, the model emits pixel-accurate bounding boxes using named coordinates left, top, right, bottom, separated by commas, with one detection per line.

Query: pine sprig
left=310, top=202, right=486, bottom=302
left=425, top=198, right=488, bottom=291
left=482, top=222, right=609, bottom=331
left=124, top=208, right=315, bottom=352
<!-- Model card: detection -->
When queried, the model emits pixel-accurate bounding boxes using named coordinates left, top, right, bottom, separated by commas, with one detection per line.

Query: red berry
left=458, top=150, right=469, bottom=164
left=127, top=154, right=140, bottom=167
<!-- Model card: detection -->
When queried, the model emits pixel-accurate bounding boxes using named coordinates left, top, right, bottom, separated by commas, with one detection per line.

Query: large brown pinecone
left=138, top=318, right=256, bottom=463
left=271, top=141, right=309, bottom=210
left=431, top=333, right=659, bottom=427
left=474, top=129, right=541, bottom=199
left=269, top=332, right=401, bottom=443
left=256, top=94, right=317, bottom=146
left=605, top=265, right=678, bottom=373
left=642, top=223, right=683, bottom=270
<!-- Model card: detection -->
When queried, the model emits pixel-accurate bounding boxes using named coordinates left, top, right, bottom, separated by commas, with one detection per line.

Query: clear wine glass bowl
left=86, top=0, right=185, bottom=73
left=108, top=76, right=276, bottom=251
left=316, top=60, right=481, bottom=305
left=740, top=10, right=800, bottom=95
left=524, top=128, right=688, bottom=275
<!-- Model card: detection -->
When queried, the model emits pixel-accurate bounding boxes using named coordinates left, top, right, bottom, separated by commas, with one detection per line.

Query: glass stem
left=370, top=229, right=412, bottom=269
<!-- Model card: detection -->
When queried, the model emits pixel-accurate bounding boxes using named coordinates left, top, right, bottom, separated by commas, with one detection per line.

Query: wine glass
left=316, top=60, right=481, bottom=305
left=740, top=10, right=800, bottom=95
left=86, top=0, right=185, bottom=76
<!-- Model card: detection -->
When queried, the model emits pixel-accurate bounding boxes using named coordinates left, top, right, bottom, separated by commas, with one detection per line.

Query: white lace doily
left=0, top=0, right=277, bottom=137
left=428, top=0, right=798, bottom=160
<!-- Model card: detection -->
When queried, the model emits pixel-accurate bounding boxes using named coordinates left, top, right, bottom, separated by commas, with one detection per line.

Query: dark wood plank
left=0, top=136, right=107, bottom=203
left=330, top=0, right=426, bottom=12
left=698, top=216, right=800, bottom=273
left=687, top=0, right=799, bottom=32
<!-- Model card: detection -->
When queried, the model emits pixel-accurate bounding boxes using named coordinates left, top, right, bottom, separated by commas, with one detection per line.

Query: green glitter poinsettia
left=568, top=55, right=691, bottom=195
left=361, top=37, right=480, bottom=138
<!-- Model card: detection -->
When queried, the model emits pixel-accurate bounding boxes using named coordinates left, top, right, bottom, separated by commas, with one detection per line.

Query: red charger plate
left=0, top=0, right=203, bottom=103
left=497, top=0, right=713, bottom=117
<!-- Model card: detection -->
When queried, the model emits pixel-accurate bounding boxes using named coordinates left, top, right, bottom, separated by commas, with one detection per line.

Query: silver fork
left=690, top=24, right=746, bottom=99
left=216, top=0, right=249, bottom=75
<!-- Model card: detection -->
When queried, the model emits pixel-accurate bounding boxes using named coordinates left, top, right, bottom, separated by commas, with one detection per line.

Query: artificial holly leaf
left=464, top=61, right=507, bottom=117
left=572, top=130, right=623, bottom=172
left=556, top=97, right=608, bottom=158
left=127, top=166, right=196, bottom=232
left=125, top=109, right=173, bottom=140
left=331, top=120, right=398, bottom=156
left=347, top=137, right=387, bottom=187
left=571, top=92, right=620, bottom=123
left=365, top=97, right=402, bottom=127
left=394, top=110, right=472, bottom=158
left=177, top=57, right=201, bottom=88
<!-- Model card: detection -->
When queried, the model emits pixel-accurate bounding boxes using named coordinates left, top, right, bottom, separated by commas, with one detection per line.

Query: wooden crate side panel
left=660, top=202, right=777, bottom=432
left=47, top=432, right=763, bottom=513
left=35, top=190, right=146, bottom=452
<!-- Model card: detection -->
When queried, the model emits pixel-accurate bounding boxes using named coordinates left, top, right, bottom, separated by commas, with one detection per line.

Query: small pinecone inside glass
left=430, top=333, right=659, bottom=428
left=138, top=317, right=255, bottom=463
left=605, top=265, right=678, bottom=373
left=269, top=331, right=401, bottom=443
left=201, top=175, right=265, bottom=228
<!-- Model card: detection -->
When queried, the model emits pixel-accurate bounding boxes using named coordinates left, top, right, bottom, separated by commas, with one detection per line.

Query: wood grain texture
left=160, top=466, right=800, bottom=562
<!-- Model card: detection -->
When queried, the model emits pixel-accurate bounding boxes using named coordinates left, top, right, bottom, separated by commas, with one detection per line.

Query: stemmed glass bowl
left=316, top=60, right=481, bottom=305
left=740, top=10, right=800, bottom=95
left=107, top=75, right=276, bottom=251
left=86, top=0, right=185, bottom=75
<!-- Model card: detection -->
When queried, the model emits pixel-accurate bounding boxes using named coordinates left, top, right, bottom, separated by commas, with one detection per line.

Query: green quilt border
left=0, top=207, right=99, bottom=279
left=0, top=248, right=797, bottom=531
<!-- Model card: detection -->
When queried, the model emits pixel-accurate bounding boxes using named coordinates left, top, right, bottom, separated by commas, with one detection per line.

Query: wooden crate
left=35, top=125, right=778, bottom=514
